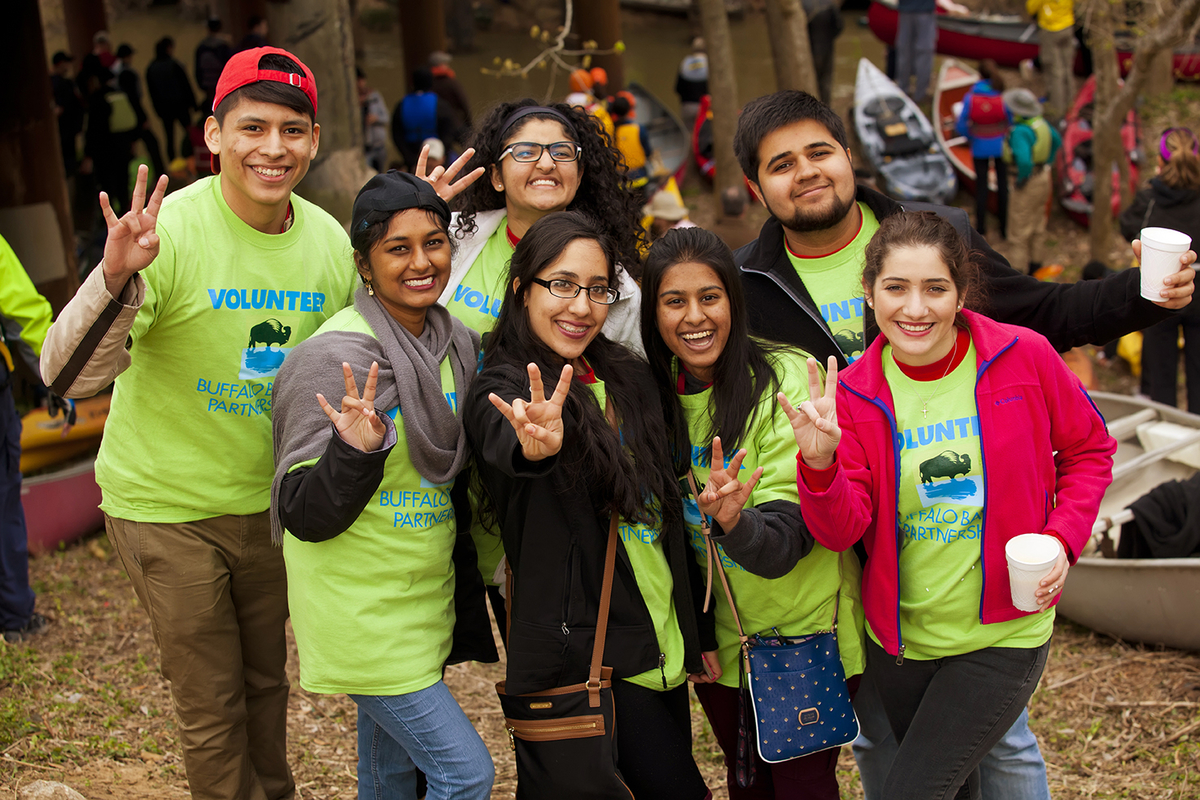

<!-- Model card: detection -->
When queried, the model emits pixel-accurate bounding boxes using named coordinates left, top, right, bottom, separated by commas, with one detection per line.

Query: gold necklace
left=914, top=335, right=959, bottom=420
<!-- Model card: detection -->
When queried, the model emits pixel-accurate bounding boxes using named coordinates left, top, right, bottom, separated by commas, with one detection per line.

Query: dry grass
left=2, top=533, right=1198, bottom=799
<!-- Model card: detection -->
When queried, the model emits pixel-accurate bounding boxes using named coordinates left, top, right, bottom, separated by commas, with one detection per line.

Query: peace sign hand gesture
left=778, top=356, right=841, bottom=470
left=698, top=437, right=764, bottom=532
left=316, top=362, right=388, bottom=453
left=415, top=144, right=486, bottom=202
left=489, top=363, right=573, bottom=462
left=101, top=164, right=169, bottom=300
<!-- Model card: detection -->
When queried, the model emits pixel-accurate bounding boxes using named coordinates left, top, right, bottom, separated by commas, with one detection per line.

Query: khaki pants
left=1007, top=167, right=1052, bottom=271
left=1039, top=25, right=1076, bottom=122
left=106, top=513, right=293, bottom=800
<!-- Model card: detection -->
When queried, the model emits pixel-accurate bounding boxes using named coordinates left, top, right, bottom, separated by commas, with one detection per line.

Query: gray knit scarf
left=270, top=285, right=479, bottom=543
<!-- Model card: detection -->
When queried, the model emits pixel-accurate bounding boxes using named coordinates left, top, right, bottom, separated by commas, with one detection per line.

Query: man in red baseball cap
left=42, top=47, right=358, bottom=800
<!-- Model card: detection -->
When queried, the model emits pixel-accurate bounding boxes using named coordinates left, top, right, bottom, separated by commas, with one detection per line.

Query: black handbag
left=687, top=470, right=859, bottom=785
left=496, top=400, right=634, bottom=799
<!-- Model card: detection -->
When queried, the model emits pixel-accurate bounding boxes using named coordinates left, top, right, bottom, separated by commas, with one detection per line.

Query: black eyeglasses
left=498, top=141, right=582, bottom=163
left=531, top=278, right=620, bottom=305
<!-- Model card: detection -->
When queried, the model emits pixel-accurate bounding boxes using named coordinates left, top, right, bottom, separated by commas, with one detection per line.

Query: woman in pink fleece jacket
left=781, top=211, right=1115, bottom=800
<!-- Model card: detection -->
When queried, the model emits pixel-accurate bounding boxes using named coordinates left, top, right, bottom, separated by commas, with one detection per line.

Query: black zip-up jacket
left=465, top=361, right=713, bottom=696
left=1119, top=178, right=1200, bottom=248
left=736, top=184, right=1181, bottom=367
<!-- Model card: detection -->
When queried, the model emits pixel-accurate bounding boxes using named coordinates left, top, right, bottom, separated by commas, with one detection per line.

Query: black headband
left=498, top=105, right=575, bottom=143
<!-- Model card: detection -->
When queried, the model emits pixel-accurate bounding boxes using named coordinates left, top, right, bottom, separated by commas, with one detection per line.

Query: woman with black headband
left=1120, top=126, right=1200, bottom=412
left=431, top=100, right=648, bottom=640
left=271, top=171, right=495, bottom=799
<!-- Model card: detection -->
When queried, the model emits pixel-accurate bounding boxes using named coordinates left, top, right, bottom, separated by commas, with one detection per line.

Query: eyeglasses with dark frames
left=531, top=277, right=620, bottom=305
left=497, top=141, right=582, bottom=163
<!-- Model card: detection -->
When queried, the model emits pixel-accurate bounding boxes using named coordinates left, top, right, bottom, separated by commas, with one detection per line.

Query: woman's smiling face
left=866, top=245, right=961, bottom=366
left=522, top=238, right=611, bottom=366
left=655, top=262, right=731, bottom=383
left=491, top=118, right=582, bottom=222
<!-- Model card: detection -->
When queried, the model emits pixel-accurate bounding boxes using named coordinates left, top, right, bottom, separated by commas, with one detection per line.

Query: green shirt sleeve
left=0, top=234, right=53, bottom=358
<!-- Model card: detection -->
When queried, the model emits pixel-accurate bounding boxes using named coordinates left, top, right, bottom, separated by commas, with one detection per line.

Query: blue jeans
left=351, top=682, right=494, bottom=800
left=0, top=382, right=34, bottom=631
left=895, top=12, right=938, bottom=103
left=853, top=676, right=1050, bottom=799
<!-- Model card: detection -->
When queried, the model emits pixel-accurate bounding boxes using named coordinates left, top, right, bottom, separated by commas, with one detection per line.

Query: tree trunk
left=697, top=0, right=744, bottom=214
left=271, top=0, right=374, bottom=224
left=398, top=0, right=448, bottom=92
left=62, top=0, right=107, bottom=70
left=0, top=0, right=78, bottom=312
left=574, top=0, right=625, bottom=92
left=765, top=0, right=819, bottom=96
left=218, top=0, right=269, bottom=46
left=1086, top=0, right=1200, bottom=264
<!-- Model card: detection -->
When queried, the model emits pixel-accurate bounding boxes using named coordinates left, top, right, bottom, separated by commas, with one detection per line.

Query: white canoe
left=1055, top=392, right=1200, bottom=652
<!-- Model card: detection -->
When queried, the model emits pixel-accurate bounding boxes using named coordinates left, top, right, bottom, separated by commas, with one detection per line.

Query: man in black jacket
left=731, top=88, right=1196, bottom=800
left=732, top=90, right=1195, bottom=372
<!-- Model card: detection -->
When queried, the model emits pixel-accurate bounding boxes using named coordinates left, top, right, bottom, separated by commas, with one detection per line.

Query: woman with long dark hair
left=641, top=227, right=866, bottom=799
left=465, top=211, right=713, bottom=799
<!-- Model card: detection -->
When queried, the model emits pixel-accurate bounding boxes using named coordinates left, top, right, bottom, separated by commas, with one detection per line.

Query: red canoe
left=1056, top=75, right=1141, bottom=228
left=21, top=459, right=104, bottom=556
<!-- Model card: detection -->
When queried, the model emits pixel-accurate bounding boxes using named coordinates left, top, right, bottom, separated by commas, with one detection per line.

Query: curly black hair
left=451, top=99, right=647, bottom=277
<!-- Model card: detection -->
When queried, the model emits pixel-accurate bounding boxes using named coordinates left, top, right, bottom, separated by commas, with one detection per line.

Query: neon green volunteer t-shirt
left=878, top=340, right=1054, bottom=659
left=284, top=307, right=459, bottom=695
left=585, top=379, right=687, bottom=691
left=96, top=175, right=358, bottom=522
left=678, top=348, right=867, bottom=686
left=785, top=203, right=880, bottom=362
left=444, top=219, right=513, bottom=586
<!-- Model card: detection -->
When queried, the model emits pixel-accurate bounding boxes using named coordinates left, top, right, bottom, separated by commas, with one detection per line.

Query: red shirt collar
left=676, top=363, right=714, bottom=394
left=506, top=224, right=521, bottom=249
left=574, top=358, right=597, bottom=384
left=891, top=327, right=971, bottom=380
left=783, top=208, right=863, bottom=260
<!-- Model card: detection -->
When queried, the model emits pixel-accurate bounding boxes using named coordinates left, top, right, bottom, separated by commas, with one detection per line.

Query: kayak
left=1056, top=75, right=1141, bottom=228
left=20, top=458, right=105, bottom=556
left=853, top=58, right=957, bottom=205
left=20, top=395, right=109, bottom=474
left=627, top=81, right=689, bottom=186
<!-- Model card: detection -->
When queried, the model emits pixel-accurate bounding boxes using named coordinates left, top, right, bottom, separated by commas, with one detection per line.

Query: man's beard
left=774, top=191, right=855, bottom=233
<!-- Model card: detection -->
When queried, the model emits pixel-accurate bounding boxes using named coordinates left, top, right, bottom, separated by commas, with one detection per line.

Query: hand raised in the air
left=101, top=164, right=169, bottom=299
left=698, top=437, right=763, bottom=532
left=779, top=356, right=841, bottom=470
left=316, top=361, right=387, bottom=453
left=415, top=144, right=486, bottom=202
left=489, top=363, right=573, bottom=461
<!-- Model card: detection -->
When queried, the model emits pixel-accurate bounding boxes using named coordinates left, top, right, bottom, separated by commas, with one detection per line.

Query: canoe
left=868, top=0, right=1200, bottom=80
left=20, top=394, right=109, bottom=474
left=853, top=58, right=957, bottom=204
left=621, top=0, right=744, bottom=15
left=932, top=59, right=1000, bottom=213
left=693, top=94, right=715, bottom=181
left=627, top=81, right=689, bottom=186
left=20, top=457, right=105, bottom=556
left=1056, top=75, right=1140, bottom=228
left=1055, top=392, right=1200, bottom=652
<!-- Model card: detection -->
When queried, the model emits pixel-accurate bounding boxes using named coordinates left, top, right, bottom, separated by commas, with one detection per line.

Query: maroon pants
left=693, top=676, right=860, bottom=800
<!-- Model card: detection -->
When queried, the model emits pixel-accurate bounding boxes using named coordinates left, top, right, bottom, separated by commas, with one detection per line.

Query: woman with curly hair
left=434, top=100, right=648, bottom=628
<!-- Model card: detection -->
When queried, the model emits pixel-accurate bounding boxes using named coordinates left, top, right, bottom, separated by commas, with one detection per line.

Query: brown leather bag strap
left=587, top=395, right=621, bottom=708
left=686, top=468, right=748, bottom=644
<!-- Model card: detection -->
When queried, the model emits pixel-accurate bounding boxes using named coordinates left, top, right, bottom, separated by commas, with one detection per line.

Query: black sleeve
left=278, top=418, right=397, bottom=542
left=1118, top=190, right=1152, bottom=242
left=710, top=499, right=815, bottom=578
left=464, top=367, right=561, bottom=479
left=969, top=225, right=1176, bottom=351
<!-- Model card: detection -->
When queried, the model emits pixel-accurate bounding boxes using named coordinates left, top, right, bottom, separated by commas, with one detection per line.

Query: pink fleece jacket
left=795, top=310, right=1115, bottom=658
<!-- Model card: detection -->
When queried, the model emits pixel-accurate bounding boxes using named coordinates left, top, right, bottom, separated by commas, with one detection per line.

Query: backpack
left=967, top=90, right=1009, bottom=139
left=106, top=91, right=138, bottom=134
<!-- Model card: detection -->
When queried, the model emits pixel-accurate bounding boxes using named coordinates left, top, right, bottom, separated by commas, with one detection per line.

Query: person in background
left=956, top=59, right=1011, bottom=240
left=1003, top=88, right=1060, bottom=274
left=785, top=210, right=1114, bottom=800
left=0, top=235, right=54, bottom=644
left=590, top=67, right=610, bottom=105
left=1119, top=127, right=1200, bottom=411
left=803, top=0, right=845, bottom=105
left=429, top=51, right=473, bottom=147
left=421, top=137, right=447, bottom=173
left=357, top=67, right=389, bottom=173
left=79, top=30, right=115, bottom=81
left=272, top=171, right=494, bottom=800
left=146, top=37, right=197, bottom=163
left=114, top=43, right=166, bottom=177
left=1026, top=0, right=1075, bottom=124
left=609, top=92, right=654, bottom=204
left=238, top=15, right=270, bottom=52
left=676, top=37, right=709, bottom=137
left=895, top=0, right=969, bottom=105
left=51, top=51, right=85, bottom=180
left=194, top=18, right=233, bottom=112
left=643, top=189, right=697, bottom=242
left=565, top=68, right=614, bottom=142
left=392, top=68, right=457, bottom=172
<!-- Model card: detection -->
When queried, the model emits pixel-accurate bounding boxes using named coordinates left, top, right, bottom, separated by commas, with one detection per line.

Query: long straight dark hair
left=480, top=210, right=679, bottom=527
left=641, top=227, right=785, bottom=475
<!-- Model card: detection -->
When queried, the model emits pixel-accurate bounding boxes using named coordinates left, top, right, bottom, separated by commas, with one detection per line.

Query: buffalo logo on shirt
left=241, top=318, right=293, bottom=379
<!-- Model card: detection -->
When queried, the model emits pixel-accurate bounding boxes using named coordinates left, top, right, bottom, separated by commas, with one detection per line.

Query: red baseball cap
left=210, top=46, right=318, bottom=174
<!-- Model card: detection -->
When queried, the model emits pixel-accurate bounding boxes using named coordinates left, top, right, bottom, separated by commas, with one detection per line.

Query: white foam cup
left=1004, top=533, right=1061, bottom=612
left=1139, top=227, right=1192, bottom=302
